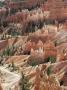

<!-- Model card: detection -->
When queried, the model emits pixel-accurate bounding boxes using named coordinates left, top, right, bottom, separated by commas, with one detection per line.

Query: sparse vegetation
left=20, top=72, right=31, bottom=90
left=27, top=56, right=39, bottom=66
left=0, top=1, right=5, bottom=7
left=11, top=30, right=21, bottom=36
left=47, top=56, right=56, bottom=63
left=47, top=66, right=52, bottom=76
left=1, top=46, right=16, bottom=56
left=30, top=60, right=37, bottom=66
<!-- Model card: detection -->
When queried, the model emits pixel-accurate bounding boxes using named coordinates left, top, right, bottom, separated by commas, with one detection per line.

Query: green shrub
left=47, top=66, right=52, bottom=76
left=47, top=56, right=56, bottom=63
left=0, top=1, right=5, bottom=7
left=30, top=60, right=37, bottom=66
left=2, top=46, right=15, bottom=56
left=27, top=57, right=38, bottom=66
left=11, top=31, right=21, bottom=36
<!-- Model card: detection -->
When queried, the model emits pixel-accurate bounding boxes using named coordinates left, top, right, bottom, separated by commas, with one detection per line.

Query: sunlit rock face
left=0, top=67, right=21, bottom=90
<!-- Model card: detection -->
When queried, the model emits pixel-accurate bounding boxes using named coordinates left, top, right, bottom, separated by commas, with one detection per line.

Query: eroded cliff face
left=0, top=0, right=67, bottom=90
left=25, top=65, right=63, bottom=90
left=34, top=67, right=60, bottom=90
left=26, top=61, right=67, bottom=90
